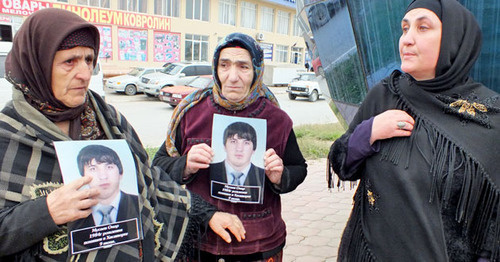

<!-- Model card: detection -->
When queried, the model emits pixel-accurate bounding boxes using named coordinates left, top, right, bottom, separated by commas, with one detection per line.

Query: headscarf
left=395, top=0, right=499, bottom=257
left=332, top=1, right=499, bottom=260
left=165, top=32, right=279, bottom=157
left=404, top=0, right=482, bottom=91
left=5, top=8, right=101, bottom=139
left=405, top=0, right=442, bottom=20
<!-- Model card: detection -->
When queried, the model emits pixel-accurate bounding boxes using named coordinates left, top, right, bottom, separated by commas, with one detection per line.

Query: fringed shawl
left=331, top=71, right=500, bottom=261
left=330, top=0, right=499, bottom=260
left=0, top=88, right=195, bottom=261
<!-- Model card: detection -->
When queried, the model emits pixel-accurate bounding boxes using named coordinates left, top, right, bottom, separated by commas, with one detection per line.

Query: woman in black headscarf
left=328, top=0, right=499, bottom=261
left=0, top=8, right=245, bottom=261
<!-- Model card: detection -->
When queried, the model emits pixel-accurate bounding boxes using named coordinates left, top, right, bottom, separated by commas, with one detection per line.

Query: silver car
left=105, top=67, right=164, bottom=96
left=138, top=62, right=212, bottom=97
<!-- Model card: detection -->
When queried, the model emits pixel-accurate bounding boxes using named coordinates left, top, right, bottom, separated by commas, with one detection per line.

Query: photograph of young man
left=76, top=144, right=139, bottom=227
left=211, top=122, right=265, bottom=187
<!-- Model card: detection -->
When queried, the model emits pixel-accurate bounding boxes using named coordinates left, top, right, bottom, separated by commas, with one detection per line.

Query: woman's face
left=399, top=8, right=442, bottom=81
left=51, top=46, right=94, bottom=107
left=217, top=47, right=254, bottom=103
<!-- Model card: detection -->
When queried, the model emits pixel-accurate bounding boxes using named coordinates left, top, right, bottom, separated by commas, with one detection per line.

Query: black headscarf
left=404, top=0, right=482, bottom=91
left=5, top=8, right=100, bottom=124
left=394, top=0, right=499, bottom=258
left=332, top=0, right=499, bottom=260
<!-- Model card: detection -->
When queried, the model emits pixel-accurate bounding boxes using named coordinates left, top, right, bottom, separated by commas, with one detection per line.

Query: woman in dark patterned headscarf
left=152, top=32, right=307, bottom=261
left=0, top=8, right=245, bottom=261
left=328, top=0, right=499, bottom=261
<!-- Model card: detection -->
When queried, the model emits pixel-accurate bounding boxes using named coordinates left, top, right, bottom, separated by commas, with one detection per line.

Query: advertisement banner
left=0, top=0, right=171, bottom=31
left=153, top=32, right=180, bottom=63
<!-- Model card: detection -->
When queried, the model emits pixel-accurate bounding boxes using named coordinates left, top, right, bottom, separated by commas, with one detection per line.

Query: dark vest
left=180, top=96, right=293, bottom=255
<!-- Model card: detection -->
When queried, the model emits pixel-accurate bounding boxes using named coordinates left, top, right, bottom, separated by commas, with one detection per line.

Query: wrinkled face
left=399, top=8, right=442, bottom=81
left=217, top=47, right=254, bottom=103
left=224, top=134, right=255, bottom=171
left=51, top=46, right=94, bottom=107
left=84, top=159, right=122, bottom=204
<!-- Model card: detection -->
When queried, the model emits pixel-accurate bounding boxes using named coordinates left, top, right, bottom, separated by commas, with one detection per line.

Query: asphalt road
left=104, top=86, right=338, bottom=147
left=0, top=80, right=338, bottom=147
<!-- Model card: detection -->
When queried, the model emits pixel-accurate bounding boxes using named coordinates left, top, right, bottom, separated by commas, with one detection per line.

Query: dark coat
left=210, top=161, right=265, bottom=186
left=73, top=191, right=140, bottom=228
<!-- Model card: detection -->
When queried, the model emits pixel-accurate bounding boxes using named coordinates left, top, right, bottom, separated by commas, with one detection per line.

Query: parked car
left=286, top=72, right=323, bottom=102
left=88, top=58, right=105, bottom=99
left=159, top=75, right=214, bottom=107
left=138, top=62, right=212, bottom=97
left=105, top=67, right=163, bottom=95
left=311, top=45, right=324, bottom=77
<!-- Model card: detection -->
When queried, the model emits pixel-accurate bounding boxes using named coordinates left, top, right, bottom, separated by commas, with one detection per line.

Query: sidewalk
left=281, top=158, right=356, bottom=262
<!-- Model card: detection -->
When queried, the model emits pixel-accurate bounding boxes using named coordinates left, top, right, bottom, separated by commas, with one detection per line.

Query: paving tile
left=282, top=158, right=355, bottom=261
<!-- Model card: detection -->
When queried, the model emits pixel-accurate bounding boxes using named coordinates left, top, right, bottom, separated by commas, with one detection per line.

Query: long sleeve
left=0, top=197, right=60, bottom=256
left=271, top=130, right=307, bottom=194
left=329, top=118, right=380, bottom=181
left=176, top=193, right=217, bottom=259
left=152, top=141, right=189, bottom=184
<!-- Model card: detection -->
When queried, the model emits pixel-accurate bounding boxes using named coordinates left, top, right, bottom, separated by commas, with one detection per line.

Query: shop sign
left=0, top=0, right=171, bottom=31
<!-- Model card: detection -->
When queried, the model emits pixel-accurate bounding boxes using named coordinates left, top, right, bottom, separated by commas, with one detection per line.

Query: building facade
left=0, top=0, right=305, bottom=77
left=296, top=0, right=500, bottom=126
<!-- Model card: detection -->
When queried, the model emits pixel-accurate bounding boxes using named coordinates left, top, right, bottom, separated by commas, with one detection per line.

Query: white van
left=88, top=59, right=105, bottom=99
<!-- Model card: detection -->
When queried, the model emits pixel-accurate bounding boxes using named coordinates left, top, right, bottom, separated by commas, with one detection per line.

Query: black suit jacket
left=210, top=161, right=265, bottom=203
left=210, top=161, right=265, bottom=186
left=73, top=191, right=140, bottom=228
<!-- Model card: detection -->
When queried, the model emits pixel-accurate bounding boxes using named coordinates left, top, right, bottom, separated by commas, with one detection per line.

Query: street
left=104, top=85, right=338, bottom=147
left=0, top=80, right=338, bottom=147
left=0, top=81, right=354, bottom=261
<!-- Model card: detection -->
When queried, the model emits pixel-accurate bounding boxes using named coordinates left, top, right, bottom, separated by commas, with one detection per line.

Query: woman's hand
left=370, top=109, right=415, bottom=145
left=209, top=212, right=246, bottom=243
left=184, top=143, right=214, bottom=176
left=46, top=175, right=100, bottom=225
left=264, top=148, right=284, bottom=185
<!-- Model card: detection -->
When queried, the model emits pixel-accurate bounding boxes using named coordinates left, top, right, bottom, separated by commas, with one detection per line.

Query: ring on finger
left=397, top=121, right=406, bottom=129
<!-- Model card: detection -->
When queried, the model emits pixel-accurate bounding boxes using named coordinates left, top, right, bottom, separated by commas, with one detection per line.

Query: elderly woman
left=0, top=8, right=245, bottom=261
left=328, top=0, right=500, bottom=261
left=152, top=33, right=307, bottom=261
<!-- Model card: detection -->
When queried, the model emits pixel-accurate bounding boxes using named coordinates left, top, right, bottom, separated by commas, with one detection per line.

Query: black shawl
left=329, top=0, right=500, bottom=260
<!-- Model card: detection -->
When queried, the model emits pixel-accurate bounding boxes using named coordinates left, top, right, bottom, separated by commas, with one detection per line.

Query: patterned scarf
left=5, top=8, right=102, bottom=140
left=166, top=33, right=279, bottom=157
left=0, top=88, right=193, bottom=261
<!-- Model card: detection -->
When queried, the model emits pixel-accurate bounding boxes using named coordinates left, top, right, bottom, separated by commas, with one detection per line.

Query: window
left=196, top=66, right=212, bottom=75
left=293, top=17, right=303, bottom=36
left=181, top=66, right=196, bottom=76
left=291, top=47, right=303, bottom=64
left=0, top=24, right=13, bottom=42
left=219, top=0, right=236, bottom=26
left=118, top=0, right=147, bottom=13
left=260, top=6, right=274, bottom=32
left=77, top=0, right=109, bottom=8
left=240, top=1, right=256, bottom=29
left=276, top=45, right=288, bottom=63
left=186, top=0, right=210, bottom=21
left=185, top=34, right=209, bottom=62
left=155, top=0, right=180, bottom=17
left=277, top=10, right=290, bottom=35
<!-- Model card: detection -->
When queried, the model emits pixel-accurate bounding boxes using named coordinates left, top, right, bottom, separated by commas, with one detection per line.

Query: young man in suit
left=76, top=144, right=139, bottom=227
left=211, top=122, right=264, bottom=187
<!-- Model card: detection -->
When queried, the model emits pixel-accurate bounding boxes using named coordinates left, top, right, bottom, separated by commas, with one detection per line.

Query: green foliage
left=295, top=123, right=345, bottom=160
left=144, top=123, right=346, bottom=161
left=145, top=147, right=159, bottom=160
